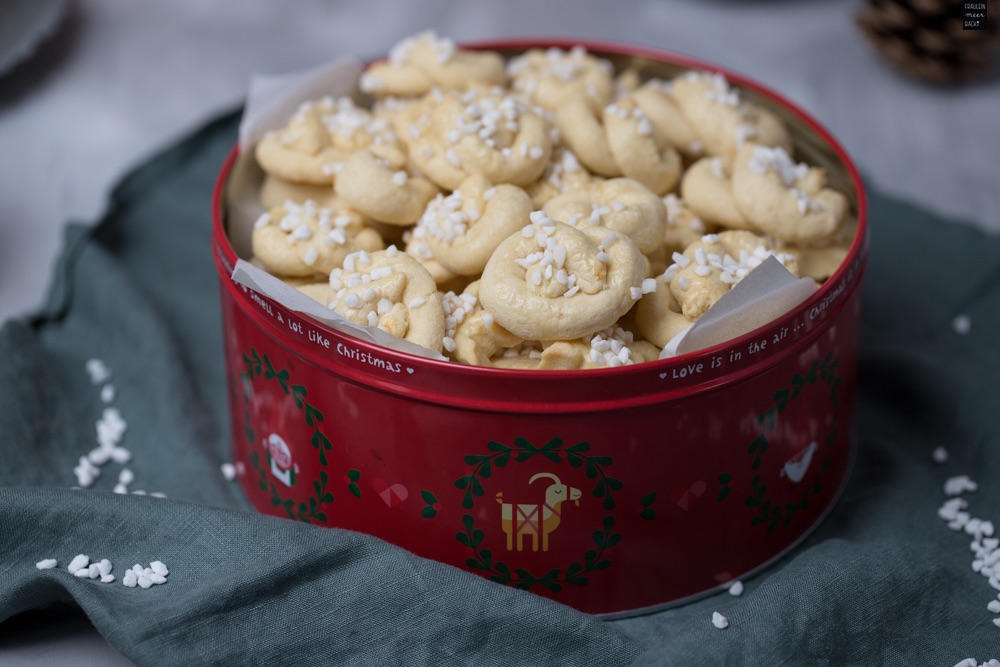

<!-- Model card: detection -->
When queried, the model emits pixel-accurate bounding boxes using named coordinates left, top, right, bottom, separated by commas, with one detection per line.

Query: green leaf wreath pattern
left=239, top=347, right=348, bottom=524
left=455, top=437, right=623, bottom=511
left=453, top=436, right=647, bottom=593
left=639, top=493, right=657, bottom=521
left=458, top=514, right=621, bottom=592
left=421, top=490, right=439, bottom=518
left=242, top=348, right=334, bottom=466
left=718, top=353, right=841, bottom=531
left=248, top=451, right=332, bottom=524
left=345, top=469, right=362, bottom=498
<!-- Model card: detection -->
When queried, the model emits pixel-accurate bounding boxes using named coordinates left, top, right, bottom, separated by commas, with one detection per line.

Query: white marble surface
left=0, top=0, right=998, bottom=663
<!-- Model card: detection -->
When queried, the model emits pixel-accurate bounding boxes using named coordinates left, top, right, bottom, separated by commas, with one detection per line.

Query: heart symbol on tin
left=669, top=480, right=706, bottom=511
left=659, top=372, right=667, bottom=379
left=372, top=477, right=409, bottom=508
left=406, top=367, right=414, bottom=374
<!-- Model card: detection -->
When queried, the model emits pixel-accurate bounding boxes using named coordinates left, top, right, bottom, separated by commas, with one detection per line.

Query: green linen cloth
left=1, top=110, right=999, bottom=666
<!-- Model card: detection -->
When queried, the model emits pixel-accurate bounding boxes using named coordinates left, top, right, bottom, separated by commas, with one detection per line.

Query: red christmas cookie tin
left=212, top=39, right=869, bottom=617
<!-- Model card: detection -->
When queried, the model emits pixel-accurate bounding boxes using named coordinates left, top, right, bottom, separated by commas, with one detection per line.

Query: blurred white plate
left=0, top=0, right=68, bottom=77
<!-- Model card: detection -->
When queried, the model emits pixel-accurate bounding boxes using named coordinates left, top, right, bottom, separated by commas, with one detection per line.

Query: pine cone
left=857, top=0, right=1000, bottom=83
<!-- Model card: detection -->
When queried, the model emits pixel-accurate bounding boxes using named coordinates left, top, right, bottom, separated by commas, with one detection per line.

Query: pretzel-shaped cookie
left=647, top=193, right=715, bottom=276
left=679, top=157, right=756, bottom=230
left=542, top=178, right=668, bottom=255
left=259, top=175, right=338, bottom=211
left=255, top=98, right=349, bottom=185
left=604, top=97, right=682, bottom=195
left=662, top=230, right=801, bottom=320
left=360, top=31, right=506, bottom=97
left=256, top=96, right=406, bottom=187
left=334, top=148, right=439, bottom=225
left=556, top=93, right=681, bottom=195
left=447, top=282, right=524, bottom=366
left=322, top=96, right=404, bottom=158
left=479, top=212, right=647, bottom=341
left=251, top=199, right=384, bottom=278
left=489, top=343, right=546, bottom=369
left=668, top=71, right=792, bottom=160
left=420, top=175, right=534, bottom=276
left=630, top=79, right=704, bottom=158
left=296, top=281, right=337, bottom=304
left=252, top=259, right=320, bottom=288
left=782, top=216, right=857, bottom=281
left=406, top=86, right=553, bottom=190
left=401, top=223, right=463, bottom=290
left=323, top=247, right=445, bottom=352
left=525, top=146, right=594, bottom=207
left=507, top=45, right=616, bottom=112
left=662, top=194, right=712, bottom=255
left=633, top=279, right=697, bottom=348
left=555, top=92, right=621, bottom=177
left=783, top=243, right=851, bottom=283
left=730, top=143, right=849, bottom=244
left=534, top=327, right=662, bottom=370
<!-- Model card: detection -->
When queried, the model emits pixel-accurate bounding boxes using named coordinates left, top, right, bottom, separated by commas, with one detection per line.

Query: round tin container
left=212, top=39, right=869, bottom=617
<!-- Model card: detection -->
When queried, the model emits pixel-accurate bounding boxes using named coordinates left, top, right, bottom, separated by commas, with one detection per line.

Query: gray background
left=1, top=0, right=997, bottom=663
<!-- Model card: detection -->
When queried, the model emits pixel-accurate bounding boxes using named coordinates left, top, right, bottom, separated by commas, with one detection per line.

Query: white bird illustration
left=781, top=441, right=817, bottom=483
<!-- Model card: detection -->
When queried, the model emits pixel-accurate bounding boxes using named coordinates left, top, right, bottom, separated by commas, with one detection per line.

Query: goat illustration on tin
left=496, top=472, right=582, bottom=552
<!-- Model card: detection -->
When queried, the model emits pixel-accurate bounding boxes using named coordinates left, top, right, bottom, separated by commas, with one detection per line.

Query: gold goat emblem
left=496, top=472, right=582, bottom=552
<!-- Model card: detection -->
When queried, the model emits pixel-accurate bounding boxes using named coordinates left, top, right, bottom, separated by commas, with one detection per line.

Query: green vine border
left=455, top=437, right=623, bottom=511
left=459, top=514, right=621, bottom=592
left=421, top=490, right=439, bottom=518
left=717, top=353, right=841, bottom=531
left=242, top=349, right=332, bottom=465
left=248, top=451, right=334, bottom=524
left=239, top=347, right=364, bottom=524
left=455, top=437, right=649, bottom=592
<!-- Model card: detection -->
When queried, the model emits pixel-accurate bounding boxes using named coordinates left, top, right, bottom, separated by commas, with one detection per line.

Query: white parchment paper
left=237, top=56, right=363, bottom=153
left=667, top=256, right=818, bottom=357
